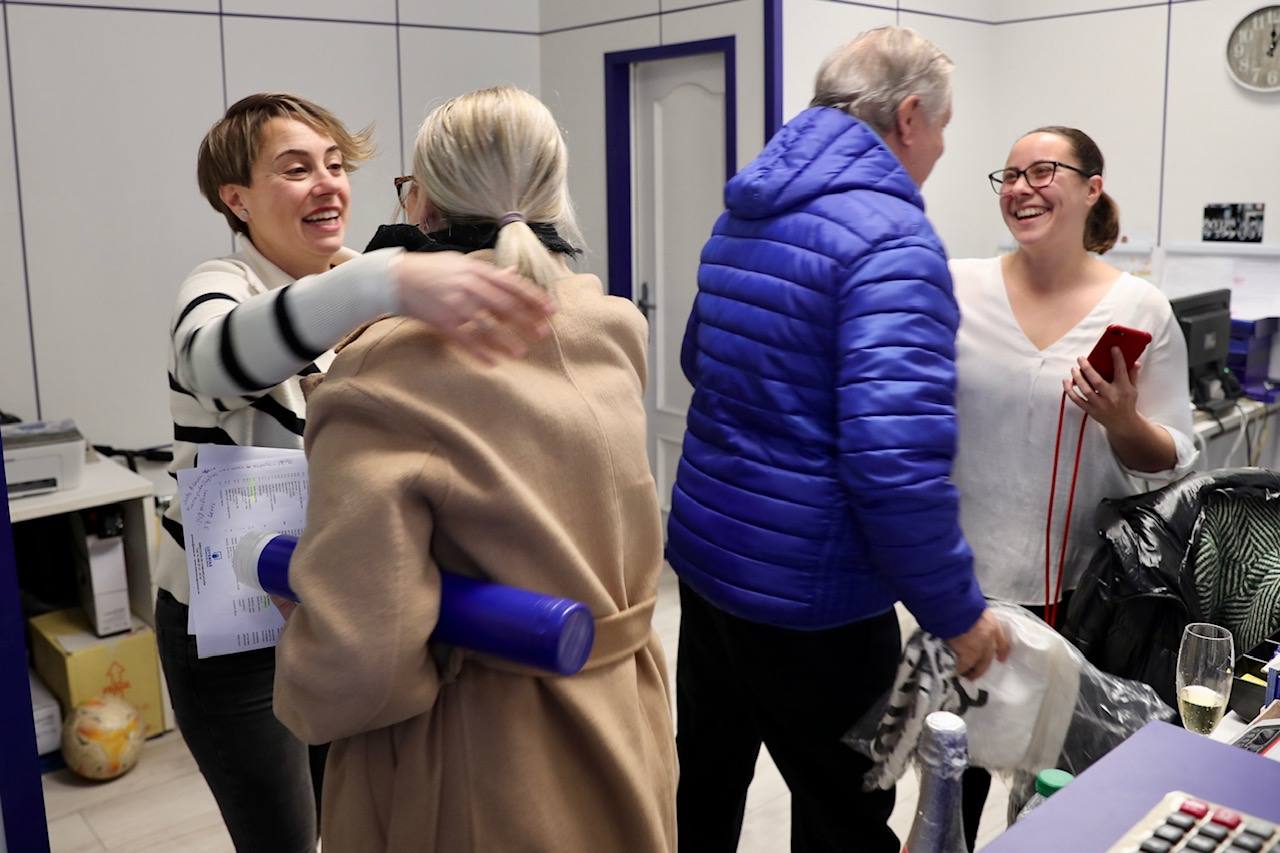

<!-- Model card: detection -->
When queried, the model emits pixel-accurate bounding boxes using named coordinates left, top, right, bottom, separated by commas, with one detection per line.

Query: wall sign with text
left=1203, top=203, right=1265, bottom=243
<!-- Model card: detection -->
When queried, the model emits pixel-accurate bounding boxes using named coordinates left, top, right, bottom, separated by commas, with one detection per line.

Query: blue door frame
left=602, top=36, right=738, bottom=300
left=0, top=436, right=51, bottom=852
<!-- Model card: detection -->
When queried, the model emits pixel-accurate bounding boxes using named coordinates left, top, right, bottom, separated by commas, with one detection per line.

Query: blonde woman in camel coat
left=271, top=86, right=677, bottom=853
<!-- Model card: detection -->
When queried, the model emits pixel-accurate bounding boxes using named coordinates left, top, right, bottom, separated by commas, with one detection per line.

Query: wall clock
left=1228, top=6, right=1280, bottom=92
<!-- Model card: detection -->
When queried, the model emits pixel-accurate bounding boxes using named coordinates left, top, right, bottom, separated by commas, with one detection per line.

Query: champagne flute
left=1176, top=622, right=1234, bottom=735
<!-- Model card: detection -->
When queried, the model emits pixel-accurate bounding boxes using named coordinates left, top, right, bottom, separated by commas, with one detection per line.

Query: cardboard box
left=29, top=608, right=165, bottom=737
left=28, top=668, right=61, bottom=756
left=76, top=533, right=131, bottom=637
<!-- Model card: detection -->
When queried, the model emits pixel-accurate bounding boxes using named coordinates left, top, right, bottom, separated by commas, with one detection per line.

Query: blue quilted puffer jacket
left=666, top=106, right=986, bottom=638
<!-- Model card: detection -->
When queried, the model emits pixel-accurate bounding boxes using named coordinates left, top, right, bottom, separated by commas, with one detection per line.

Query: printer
left=1, top=419, right=86, bottom=498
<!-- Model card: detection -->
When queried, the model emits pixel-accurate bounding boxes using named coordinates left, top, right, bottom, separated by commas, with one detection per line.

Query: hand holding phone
left=1085, top=324, right=1151, bottom=383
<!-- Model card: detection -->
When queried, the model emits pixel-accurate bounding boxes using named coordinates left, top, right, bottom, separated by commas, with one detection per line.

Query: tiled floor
left=43, top=566, right=1009, bottom=851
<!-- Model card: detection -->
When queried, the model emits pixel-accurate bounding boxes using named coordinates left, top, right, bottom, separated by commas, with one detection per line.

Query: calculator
left=1108, top=792, right=1279, bottom=852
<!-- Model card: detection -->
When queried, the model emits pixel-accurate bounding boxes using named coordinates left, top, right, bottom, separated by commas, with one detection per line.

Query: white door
left=632, top=53, right=726, bottom=521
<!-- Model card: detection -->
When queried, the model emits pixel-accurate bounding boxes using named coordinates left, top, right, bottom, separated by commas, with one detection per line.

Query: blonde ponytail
left=493, top=220, right=569, bottom=288
left=412, top=87, right=583, bottom=289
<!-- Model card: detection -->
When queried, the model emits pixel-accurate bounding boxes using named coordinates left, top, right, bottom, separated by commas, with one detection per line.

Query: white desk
left=1210, top=710, right=1249, bottom=744
left=1191, top=398, right=1280, bottom=470
left=7, top=452, right=172, bottom=732
left=8, top=453, right=153, bottom=524
left=8, top=454, right=159, bottom=628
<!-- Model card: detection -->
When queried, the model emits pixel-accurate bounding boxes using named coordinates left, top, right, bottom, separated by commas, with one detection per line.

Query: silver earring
left=237, top=209, right=250, bottom=221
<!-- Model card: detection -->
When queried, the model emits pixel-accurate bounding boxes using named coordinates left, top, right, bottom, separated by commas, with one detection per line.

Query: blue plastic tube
left=238, top=533, right=595, bottom=676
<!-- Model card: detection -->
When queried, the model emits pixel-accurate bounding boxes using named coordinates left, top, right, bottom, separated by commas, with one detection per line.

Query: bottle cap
left=1034, top=768, right=1074, bottom=798
left=919, top=711, right=968, bottom=779
left=233, top=530, right=278, bottom=593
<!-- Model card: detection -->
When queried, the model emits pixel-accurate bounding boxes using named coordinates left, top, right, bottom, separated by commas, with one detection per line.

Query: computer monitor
left=1169, top=289, right=1239, bottom=412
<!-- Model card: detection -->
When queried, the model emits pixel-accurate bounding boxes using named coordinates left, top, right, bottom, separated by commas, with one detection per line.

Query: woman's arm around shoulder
left=171, top=250, right=402, bottom=400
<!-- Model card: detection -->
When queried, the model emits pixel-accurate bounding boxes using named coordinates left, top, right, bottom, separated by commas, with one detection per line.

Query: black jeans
left=675, top=581, right=901, bottom=853
left=155, top=589, right=326, bottom=853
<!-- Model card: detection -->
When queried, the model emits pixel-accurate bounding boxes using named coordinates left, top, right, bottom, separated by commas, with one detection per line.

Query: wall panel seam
left=1, top=0, right=41, bottom=418
left=822, top=0, right=1184, bottom=26
left=1157, top=0, right=1172, bottom=244
left=0, top=0, right=797, bottom=36
left=394, top=0, right=404, bottom=173
left=3, top=1, right=540, bottom=34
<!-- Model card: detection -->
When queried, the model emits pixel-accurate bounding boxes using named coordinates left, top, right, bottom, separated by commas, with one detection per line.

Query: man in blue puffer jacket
left=667, top=27, right=1009, bottom=852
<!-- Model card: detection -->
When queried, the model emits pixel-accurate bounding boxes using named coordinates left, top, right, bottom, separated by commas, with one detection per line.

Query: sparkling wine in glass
left=1176, top=622, right=1234, bottom=735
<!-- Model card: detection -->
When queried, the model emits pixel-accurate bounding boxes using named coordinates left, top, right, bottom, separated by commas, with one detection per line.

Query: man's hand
left=946, top=609, right=1010, bottom=680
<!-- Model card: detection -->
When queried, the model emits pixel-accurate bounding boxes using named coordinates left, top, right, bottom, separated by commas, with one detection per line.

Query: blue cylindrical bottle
left=234, top=532, right=595, bottom=675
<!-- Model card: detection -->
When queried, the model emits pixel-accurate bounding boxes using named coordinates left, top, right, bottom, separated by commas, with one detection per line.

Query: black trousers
left=960, top=592, right=1075, bottom=851
left=675, top=581, right=901, bottom=853
left=155, top=590, right=326, bottom=853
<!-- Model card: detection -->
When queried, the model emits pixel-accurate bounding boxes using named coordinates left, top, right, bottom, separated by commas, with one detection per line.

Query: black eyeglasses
left=987, top=160, right=1096, bottom=194
left=393, top=175, right=413, bottom=207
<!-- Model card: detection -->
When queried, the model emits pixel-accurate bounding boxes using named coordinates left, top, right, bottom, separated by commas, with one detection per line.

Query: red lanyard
left=1044, top=389, right=1089, bottom=628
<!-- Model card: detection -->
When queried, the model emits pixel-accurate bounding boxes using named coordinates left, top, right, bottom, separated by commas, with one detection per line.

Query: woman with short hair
left=157, top=91, right=553, bottom=852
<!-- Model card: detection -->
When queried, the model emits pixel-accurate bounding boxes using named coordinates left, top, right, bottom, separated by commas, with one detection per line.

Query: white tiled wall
left=398, top=27, right=542, bottom=173
left=221, top=0, right=396, bottom=22
left=902, top=0, right=995, bottom=22
left=20, top=0, right=217, bottom=10
left=990, top=0, right=1157, bottom=22
left=1163, top=0, right=1280, bottom=245
left=787, top=0, right=1280, bottom=261
left=990, top=5, right=1169, bottom=252
left=783, top=0, right=895, bottom=122
left=399, top=0, right=539, bottom=31
left=541, top=17, right=661, bottom=284
left=4, top=0, right=1276, bottom=447
left=0, top=2, right=540, bottom=448
left=541, top=0, right=657, bottom=32
left=901, top=10, right=1004, bottom=261
left=222, top=15, right=403, bottom=250
left=5, top=5, right=227, bottom=447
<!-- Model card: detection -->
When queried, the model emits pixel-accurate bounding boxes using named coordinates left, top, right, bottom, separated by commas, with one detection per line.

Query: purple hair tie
left=498, top=211, right=526, bottom=228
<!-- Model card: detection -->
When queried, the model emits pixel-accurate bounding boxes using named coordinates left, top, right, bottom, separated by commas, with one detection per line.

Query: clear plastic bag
left=844, top=601, right=1176, bottom=811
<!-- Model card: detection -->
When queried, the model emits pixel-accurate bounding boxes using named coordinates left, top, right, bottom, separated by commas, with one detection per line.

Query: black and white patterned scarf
left=847, top=630, right=992, bottom=791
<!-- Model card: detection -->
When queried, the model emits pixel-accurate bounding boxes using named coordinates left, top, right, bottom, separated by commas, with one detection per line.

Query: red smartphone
left=1085, top=324, right=1151, bottom=383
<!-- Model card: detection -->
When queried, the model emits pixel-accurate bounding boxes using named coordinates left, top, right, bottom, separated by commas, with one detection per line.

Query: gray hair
left=810, top=27, right=954, bottom=134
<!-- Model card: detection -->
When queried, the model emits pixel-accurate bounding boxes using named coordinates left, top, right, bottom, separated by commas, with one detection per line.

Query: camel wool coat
left=273, top=268, right=677, bottom=852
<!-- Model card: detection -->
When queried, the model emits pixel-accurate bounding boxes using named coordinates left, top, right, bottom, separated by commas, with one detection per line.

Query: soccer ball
left=61, top=696, right=143, bottom=781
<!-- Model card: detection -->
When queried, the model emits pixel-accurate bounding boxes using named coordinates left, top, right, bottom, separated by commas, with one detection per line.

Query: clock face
left=1228, top=6, right=1280, bottom=92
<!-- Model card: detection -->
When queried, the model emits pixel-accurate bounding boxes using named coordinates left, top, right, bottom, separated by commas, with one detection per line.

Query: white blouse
left=950, top=256, right=1198, bottom=605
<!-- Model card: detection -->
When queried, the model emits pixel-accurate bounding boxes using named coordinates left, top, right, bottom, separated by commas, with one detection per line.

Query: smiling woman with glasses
left=945, top=125, right=1198, bottom=847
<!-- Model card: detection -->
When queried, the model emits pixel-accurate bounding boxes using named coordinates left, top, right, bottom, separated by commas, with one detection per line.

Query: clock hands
left=1271, top=26, right=1279, bottom=58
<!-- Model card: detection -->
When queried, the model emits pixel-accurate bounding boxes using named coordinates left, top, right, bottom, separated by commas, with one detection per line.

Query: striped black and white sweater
left=158, top=238, right=402, bottom=604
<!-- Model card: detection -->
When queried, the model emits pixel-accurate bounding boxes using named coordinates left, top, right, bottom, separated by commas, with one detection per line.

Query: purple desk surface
left=984, top=720, right=1280, bottom=852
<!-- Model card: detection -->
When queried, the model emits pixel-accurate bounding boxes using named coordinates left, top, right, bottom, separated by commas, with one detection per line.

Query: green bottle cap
left=1034, top=769, right=1074, bottom=798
